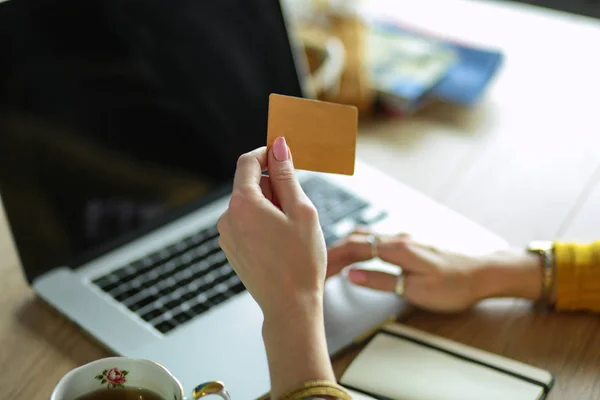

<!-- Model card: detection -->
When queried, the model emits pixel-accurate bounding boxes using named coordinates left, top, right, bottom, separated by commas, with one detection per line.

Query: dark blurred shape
left=506, top=0, right=600, bottom=19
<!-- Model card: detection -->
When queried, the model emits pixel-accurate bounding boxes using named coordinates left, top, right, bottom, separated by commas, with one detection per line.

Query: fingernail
left=273, top=137, right=289, bottom=161
left=348, top=269, right=367, bottom=284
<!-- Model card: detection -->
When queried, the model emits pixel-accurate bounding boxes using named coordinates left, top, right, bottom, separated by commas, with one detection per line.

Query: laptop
left=0, top=0, right=507, bottom=398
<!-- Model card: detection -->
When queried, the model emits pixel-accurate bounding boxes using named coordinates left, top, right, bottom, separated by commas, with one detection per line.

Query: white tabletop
left=357, top=0, right=600, bottom=246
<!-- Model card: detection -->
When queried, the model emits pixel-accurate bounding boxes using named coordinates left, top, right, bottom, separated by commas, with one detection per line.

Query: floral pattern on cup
left=94, top=367, right=129, bottom=388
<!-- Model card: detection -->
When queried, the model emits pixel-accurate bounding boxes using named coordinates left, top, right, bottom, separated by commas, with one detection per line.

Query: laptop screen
left=0, top=0, right=305, bottom=282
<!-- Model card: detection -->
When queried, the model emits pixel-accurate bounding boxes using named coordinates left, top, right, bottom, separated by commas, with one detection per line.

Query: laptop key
left=190, top=302, right=208, bottom=315
left=141, top=307, right=165, bottom=322
left=129, top=259, right=153, bottom=275
left=91, top=276, right=108, bottom=288
left=164, top=298, right=181, bottom=310
left=128, top=300, right=146, bottom=312
left=93, top=276, right=120, bottom=292
left=128, top=294, right=159, bottom=312
left=157, top=285, right=177, bottom=297
left=112, top=266, right=134, bottom=281
left=357, top=207, right=388, bottom=225
left=178, top=275, right=197, bottom=287
left=230, top=282, right=246, bottom=294
left=182, top=291, right=197, bottom=301
left=183, top=234, right=202, bottom=248
left=173, top=311, right=193, bottom=325
left=112, top=286, right=139, bottom=302
left=209, top=292, right=227, bottom=305
left=140, top=278, right=159, bottom=289
left=154, top=320, right=175, bottom=334
left=213, top=274, right=231, bottom=285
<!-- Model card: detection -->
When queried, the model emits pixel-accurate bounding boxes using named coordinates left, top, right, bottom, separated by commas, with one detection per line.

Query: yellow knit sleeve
left=554, top=241, right=600, bottom=312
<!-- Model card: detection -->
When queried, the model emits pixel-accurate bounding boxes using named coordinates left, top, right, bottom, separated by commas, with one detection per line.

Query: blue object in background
left=431, top=43, right=504, bottom=105
left=374, top=22, right=505, bottom=107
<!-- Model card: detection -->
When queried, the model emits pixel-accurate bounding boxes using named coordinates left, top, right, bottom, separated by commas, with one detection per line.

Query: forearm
left=474, top=242, right=600, bottom=312
left=262, top=295, right=336, bottom=398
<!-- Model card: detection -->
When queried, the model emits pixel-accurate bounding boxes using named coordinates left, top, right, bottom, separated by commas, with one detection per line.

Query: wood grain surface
left=1, top=1, right=600, bottom=399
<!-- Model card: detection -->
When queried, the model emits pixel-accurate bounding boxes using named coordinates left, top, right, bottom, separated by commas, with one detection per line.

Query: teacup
left=50, top=357, right=231, bottom=400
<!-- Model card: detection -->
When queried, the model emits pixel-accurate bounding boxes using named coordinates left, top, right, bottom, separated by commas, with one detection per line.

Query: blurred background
left=499, top=0, right=600, bottom=19
left=282, top=0, right=600, bottom=247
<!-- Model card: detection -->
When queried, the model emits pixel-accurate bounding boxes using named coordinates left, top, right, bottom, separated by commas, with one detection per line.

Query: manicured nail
left=273, top=137, right=289, bottom=161
left=348, top=269, right=367, bottom=284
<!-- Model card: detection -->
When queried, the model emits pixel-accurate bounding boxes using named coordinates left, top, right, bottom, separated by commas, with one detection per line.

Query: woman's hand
left=327, top=230, right=543, bottom=313
left=217, top=137, right=334, bottom=396
left=217, top=138, right=326, bottom=319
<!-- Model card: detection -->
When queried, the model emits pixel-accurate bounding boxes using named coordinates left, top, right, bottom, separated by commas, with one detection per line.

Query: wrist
left=473, top=249, right=543, bottom=302
left=262, top=289, right=324, bottom=327
left=262, top=291, right=324, bottom=337
left=261, top=293, right=335, bottom=398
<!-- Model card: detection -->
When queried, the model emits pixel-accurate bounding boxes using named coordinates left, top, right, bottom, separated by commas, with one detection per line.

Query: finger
left=259, top=176, right=274, bottom=203
left=350, top=225, right=372, bottom=235
left=216, top=211, right=232, bottom=252
left=267, top=136, right=310, bottom=216
left=376, top=235, right=429, bottom=273
left=326, top=234, right=375, bottom=278
left=347, top=269, right=399, bottom=292
left=233, top=147, right=268, bottom=195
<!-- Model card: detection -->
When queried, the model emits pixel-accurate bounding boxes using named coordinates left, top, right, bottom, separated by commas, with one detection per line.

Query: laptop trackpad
left=324, top=270, right=409, bottom=355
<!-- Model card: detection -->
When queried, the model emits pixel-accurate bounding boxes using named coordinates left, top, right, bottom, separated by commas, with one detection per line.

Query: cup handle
left=189, top=381, right=231, bottom=400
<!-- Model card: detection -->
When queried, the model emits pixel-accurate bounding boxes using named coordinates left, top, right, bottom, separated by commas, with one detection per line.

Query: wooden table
left=1, top=0, right=600, bottom=399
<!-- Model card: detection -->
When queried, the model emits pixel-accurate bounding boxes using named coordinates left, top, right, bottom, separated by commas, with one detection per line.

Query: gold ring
left=366, top=234, right=380, bottom=259
left=395, top=274, right=405, bottom=297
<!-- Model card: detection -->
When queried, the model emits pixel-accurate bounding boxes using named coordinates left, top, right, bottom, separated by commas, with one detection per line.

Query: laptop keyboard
left=91, top=177, right=387, bottom=334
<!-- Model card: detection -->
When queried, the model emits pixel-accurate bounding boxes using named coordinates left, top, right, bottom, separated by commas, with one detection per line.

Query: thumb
left=267, top=136, right=308, bottom=215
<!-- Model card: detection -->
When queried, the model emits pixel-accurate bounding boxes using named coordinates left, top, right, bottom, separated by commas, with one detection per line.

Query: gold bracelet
left=527, top=241, right=555, bottom=307
left=278, top=380, right=352, bottom=400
